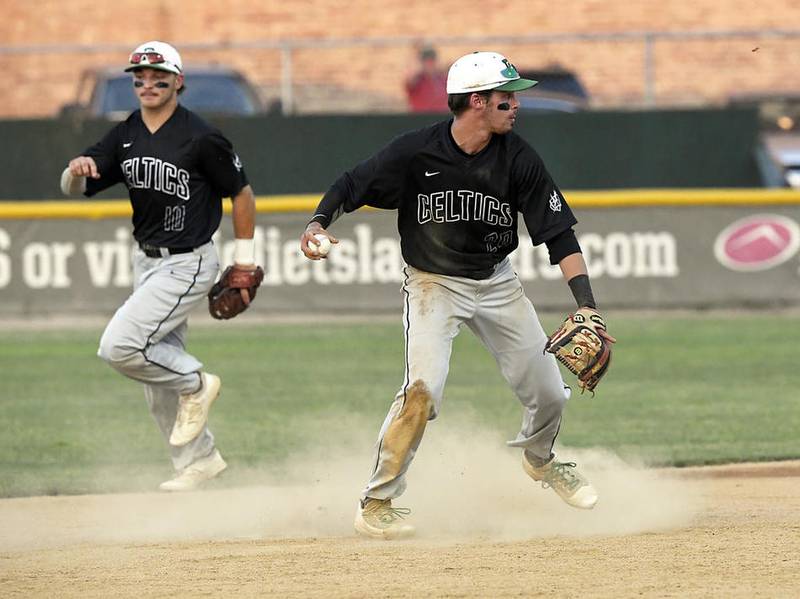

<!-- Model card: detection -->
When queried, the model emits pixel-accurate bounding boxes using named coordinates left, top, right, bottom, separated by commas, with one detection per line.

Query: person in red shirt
left=404, top=46, right=449, bottom=113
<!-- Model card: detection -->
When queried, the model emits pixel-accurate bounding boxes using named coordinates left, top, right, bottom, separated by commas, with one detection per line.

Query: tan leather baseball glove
left=545, top=307, right=615, bottom=394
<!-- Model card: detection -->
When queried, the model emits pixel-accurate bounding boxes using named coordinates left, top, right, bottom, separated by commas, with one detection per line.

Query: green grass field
left=1, top=312, right=797, bottom=497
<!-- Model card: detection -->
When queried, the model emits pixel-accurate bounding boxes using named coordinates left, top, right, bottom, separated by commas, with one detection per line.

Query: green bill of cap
left=495, top=78, right=538, bottom=92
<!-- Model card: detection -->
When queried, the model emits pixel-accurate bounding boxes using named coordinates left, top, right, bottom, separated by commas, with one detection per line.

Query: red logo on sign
left=714, top=214, right=800, bottom=272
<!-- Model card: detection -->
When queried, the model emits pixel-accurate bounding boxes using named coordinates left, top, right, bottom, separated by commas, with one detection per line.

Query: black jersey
left=312, top=119, right=577, bottom=279
left=83, top=105, right=249, bottom=248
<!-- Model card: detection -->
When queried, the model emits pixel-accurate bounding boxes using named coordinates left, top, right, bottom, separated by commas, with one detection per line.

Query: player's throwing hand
left=300, top=222, right=338, bottom=260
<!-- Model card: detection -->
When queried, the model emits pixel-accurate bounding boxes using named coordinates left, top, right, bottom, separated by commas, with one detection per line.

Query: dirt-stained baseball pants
left=363, top=257, right=570, bottom=501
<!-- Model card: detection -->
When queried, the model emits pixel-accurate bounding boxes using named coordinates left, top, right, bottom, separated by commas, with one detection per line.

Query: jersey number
left=164, top=205, right=186, bottom=232
left=484, top=230, right=513, bottom=253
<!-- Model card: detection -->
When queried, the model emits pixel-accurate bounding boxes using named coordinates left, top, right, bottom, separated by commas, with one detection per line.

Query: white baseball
left=308, top=233, right=332, bottom=257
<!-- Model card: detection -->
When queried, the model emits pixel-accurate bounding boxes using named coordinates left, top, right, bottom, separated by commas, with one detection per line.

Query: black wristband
left=568, top=274, right=597, bottom=309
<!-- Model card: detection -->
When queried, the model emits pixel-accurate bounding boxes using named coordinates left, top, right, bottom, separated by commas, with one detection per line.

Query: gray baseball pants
left=97, top=241, right=220, bottom=471
left=363, top=258, right=570, bottom=500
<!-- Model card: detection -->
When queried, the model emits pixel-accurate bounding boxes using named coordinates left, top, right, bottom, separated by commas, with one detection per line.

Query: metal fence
left=2, top=29, right=800, bottom=116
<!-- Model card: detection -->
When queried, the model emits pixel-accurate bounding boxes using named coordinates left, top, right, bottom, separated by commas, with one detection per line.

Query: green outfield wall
left=0, top=108, right=761, bottom=200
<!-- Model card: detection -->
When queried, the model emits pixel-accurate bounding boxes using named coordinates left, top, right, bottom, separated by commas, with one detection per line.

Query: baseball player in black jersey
left=301, top=51, right=615, bottom=539
left=61, top=41, right=259, bottom=491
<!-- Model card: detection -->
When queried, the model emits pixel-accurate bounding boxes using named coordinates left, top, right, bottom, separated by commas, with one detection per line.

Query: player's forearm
left=231, top=185, right=256, bottom=265
left=558, top=252, right=587, bottom=280
left=309, top=165, right=375, bottom=228
left=558, top=252, right=597, bottom=308
left=231, top=185, right=255, bottom=238
left=309, top=186, right=348, bottom=229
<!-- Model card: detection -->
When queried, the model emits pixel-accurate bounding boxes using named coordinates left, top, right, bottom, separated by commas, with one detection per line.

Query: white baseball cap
left=124, top=41, right=183, bottom=75
left=446, top=51, right=537, bottom=94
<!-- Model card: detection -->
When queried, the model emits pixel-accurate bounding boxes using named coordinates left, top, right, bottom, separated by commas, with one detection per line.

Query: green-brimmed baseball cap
left=446, top=51, right=537, bottom=94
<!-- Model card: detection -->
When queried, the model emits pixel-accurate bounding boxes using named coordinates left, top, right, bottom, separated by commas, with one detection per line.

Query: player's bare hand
left=598, top=328, right=617, bottom=344
left=232, top=263, right=257, bottom=305
left=301, top=222, right=338, bottom=260
left=587, top=309, right=617, bottom=344
left=68, top=156, right=100, bottom=179
left=587, top=308, right=617, bottom=344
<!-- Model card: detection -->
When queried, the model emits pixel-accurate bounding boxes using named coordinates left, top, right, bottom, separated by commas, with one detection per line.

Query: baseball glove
left=207, top=265, right=265, bottom=320
left=544, top=307, right=613, bottom=394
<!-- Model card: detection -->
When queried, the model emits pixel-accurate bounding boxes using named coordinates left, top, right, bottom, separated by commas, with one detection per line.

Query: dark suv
left=516, top=67, right=590, bottom=113
left=59, top=66, right=274, bottom=120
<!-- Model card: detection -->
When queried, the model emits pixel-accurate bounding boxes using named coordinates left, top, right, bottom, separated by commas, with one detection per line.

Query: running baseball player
left=61, top=41, right=260, bottom=491
left=301, top=51, right=615, bottom=539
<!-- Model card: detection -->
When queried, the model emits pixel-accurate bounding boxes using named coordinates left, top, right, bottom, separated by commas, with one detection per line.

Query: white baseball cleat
left=169, top=372, right=221, bottom=446
left=158, top=449, right=227, bottom=492
left=523, top=453, right=598, bottom=509
left=354, top=498, right=416, bottom=539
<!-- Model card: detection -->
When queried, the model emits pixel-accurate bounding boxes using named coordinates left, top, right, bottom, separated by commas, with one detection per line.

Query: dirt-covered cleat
left=523, top=454, right=598, bottom=509
left=170, top=372, right=221, bottom=446
left=158, top=449, right=227, bottom=492
left=354, top=497, right=416, bottom=539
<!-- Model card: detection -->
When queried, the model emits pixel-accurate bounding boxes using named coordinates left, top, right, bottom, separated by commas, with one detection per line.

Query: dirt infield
left=1, top=456, right=798, bottom=598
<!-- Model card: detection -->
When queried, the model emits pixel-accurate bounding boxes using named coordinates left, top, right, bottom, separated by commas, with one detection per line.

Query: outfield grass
left=0, top=312, right=797, bottom=497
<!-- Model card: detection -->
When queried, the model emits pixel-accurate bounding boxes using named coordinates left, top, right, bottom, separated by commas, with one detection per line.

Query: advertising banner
left=1, top=204, right=799, bottom=318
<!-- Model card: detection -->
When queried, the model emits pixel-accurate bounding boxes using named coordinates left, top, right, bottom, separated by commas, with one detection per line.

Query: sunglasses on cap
left=129, top=51, right=166, bottom=66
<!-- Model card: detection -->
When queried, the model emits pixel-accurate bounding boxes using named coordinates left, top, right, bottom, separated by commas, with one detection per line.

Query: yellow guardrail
left=1, top=189, right=800, bottom=219
left=566, top=188, right=800, bottom=206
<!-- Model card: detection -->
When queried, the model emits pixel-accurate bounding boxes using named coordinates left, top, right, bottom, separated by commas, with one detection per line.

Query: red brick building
left=2, top=0, right=799, bottom=118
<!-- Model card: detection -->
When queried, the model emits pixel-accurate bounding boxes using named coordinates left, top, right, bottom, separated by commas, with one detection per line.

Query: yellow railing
left=565, top=188, right=800, bottom=207
left=1, top=189, right=800, bottom=219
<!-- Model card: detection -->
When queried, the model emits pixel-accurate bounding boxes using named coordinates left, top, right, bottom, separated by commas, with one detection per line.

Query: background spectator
left=404, top=45, right=449, bottom=113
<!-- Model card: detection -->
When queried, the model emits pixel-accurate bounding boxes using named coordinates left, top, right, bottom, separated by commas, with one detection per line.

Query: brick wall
left=2, top=0, right=800, bottom=117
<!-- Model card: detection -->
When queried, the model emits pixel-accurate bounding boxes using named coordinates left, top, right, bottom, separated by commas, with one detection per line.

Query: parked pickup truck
left=59, top=65, right=276, bottom=120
